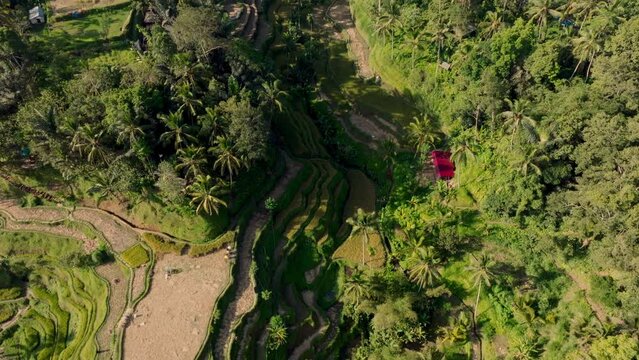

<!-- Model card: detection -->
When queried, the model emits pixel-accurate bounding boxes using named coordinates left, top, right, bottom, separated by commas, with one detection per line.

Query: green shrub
left=0, top=287, right=22, bottom=301
left=120, top=243, right=150, bottom=267
left=141, top=233, right=185, bottom=254
left=188, top=231, right=236, bottom=257
left=590, top=275, right=620, bottom=309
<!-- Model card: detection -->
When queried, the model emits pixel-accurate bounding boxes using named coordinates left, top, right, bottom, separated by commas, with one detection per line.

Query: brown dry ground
left=130, top=265, right=149, bottom=302
left=123, top=251, right=230, bottom=360
left=95, top=262, right=129, bottom=359
left=50, top=0, right=129, bottom=15
left=0, top=200, right=68, bottom=221
left=73, top=208, right=138, bottom=252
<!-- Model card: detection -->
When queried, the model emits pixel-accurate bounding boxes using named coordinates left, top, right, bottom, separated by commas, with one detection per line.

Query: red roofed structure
left=431, top=150, right=455, bottom=181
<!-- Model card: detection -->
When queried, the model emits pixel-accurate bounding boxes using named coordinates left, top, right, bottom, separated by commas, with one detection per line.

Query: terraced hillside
left=205, top=98, right=376, bottom=359
left=0, top=197, right=232, bottom=359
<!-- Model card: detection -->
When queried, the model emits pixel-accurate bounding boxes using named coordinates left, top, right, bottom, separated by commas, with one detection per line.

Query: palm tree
left=514, top=147, right=548, bottom=176
left=592, top=0, right=625, bottom=34
left=88, top=171, right=120, bottom=204
left=511, top=336, right=541, bottom=360
left=259, top=79, right=288, bottom=114
left=158, top=110, right=196, bottom=149
left=500, top=99, right=538, bottom=146
left=480, top=11, right=503, bottom=38
left=438, top=311, right=471, bottom=347
left=266, top=315, right=288, bottom=351
left=527, top=0, right=561, bottom=39
left=450, top=136, right=477, bottom=186
left=406, top=245, right=441, bottom=289
left=428, top=23, right=451, bottom=65
left=378, top=7, right=401, bottom=59
left=374, top=15, right=393, bottom=45
left=346, top=208, right=378, bottom=267
left=343, top=267, right=370, bottom=306
left=116, top=120, right=145, bottom=148
left=406, top=115, right=442, bottom=157
left=71, top=124, right=107, bottom=164
left=187, top=175, right=227, bottom=215
left=571, top=29, right=602, bottom=79
left=576, top=0, right=600, bottom=26
left=402, top=30, right=426, bottom=68
left=199, top=107, right=226, bottom=143
left=211, top=135, right=241, bottom=188
left=466, top=253, right=495, bottom=327
left=172, top=82, right=203, bottom=117
left=175, top=145, right=207, bottom=180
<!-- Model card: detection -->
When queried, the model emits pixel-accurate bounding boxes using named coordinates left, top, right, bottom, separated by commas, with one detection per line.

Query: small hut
left=29, top=6, right=45, bottom=25
left=431, top=150, right=455, bottom=181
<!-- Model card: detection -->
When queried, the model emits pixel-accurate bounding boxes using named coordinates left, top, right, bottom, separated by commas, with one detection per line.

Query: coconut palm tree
left=428, top=23, right=451, bottom=65
left=259, top=79, right=288, bottom=114
left=571, top=29, right=602, bottom=79
left=500, top=99, right=538, bottom=146
left=346, top=208, right=378, bottom=267
left=514, top=147, right=548, bottom=176
left=211, top=135, right=241, bottom=188
left=406, top=115, right=442, bottom=157
left=199, top=107, right=226, bottom=143
left=592, top=0, right=625, bottom=34
left=438, top=311, right=471, bottom=347
left=406, top=245, right=441, bottom=289
left=377, top=7, right=402, bottom=59
left=187, top=175, right=227, bottom=215
left=450, top=136, right=478, bottom=186
left=88, top=171, right=120, bottom=204
left=527, top=0, right=561, bottom=39
left=172, top=82, right=203, bottom=117
left=343, top=267, right=370, bottom=306
left=480, top=11, right=503, bottom=38
left=175, top=145, right=207, bottom=180
left=575, top=0, right=600, bottom=26
left=466, top=253, right=496, bottom=327
left=158, top=110, right=196, bottom=150
left=116, top=120, right=145, bottom=149
left=402, top=30, right=426, bottom=68
left=71, top=124, right=107, bottom=164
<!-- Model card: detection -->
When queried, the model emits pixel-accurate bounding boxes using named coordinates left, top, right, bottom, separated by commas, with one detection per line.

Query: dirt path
left=327, top=0, right=373, bottom=78
left=95, top=262, right=128, bottom=359
left=214, top=155, right=302, bottom=359
left=123, top=251, right=230, bottom=360
left=289, top=291, right=328, bottom=360
left=0, top=305, right=28, bottom=332
left=71, top=208, right=138, bottom=252
left=319, top=1, right=400, bottom=149
left=563, top=267, right=624, bottom=325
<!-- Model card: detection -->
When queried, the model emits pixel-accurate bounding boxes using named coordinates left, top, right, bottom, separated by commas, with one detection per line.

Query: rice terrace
left=3, top=0, right=639, bottom=358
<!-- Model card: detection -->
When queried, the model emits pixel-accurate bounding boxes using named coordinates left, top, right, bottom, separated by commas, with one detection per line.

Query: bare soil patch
left=130, top=265, right=149, bottom=302
left=123, top=251, right=230, bottom=360
left=0, top=200, right=68, bottom=222
left=73, top=208, right=138, bottom=252
left=50, top=0, right=129, bottom=15
left=96, top=262, right=129, bottom=359
left=349, top=113, right=396, bottom=144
